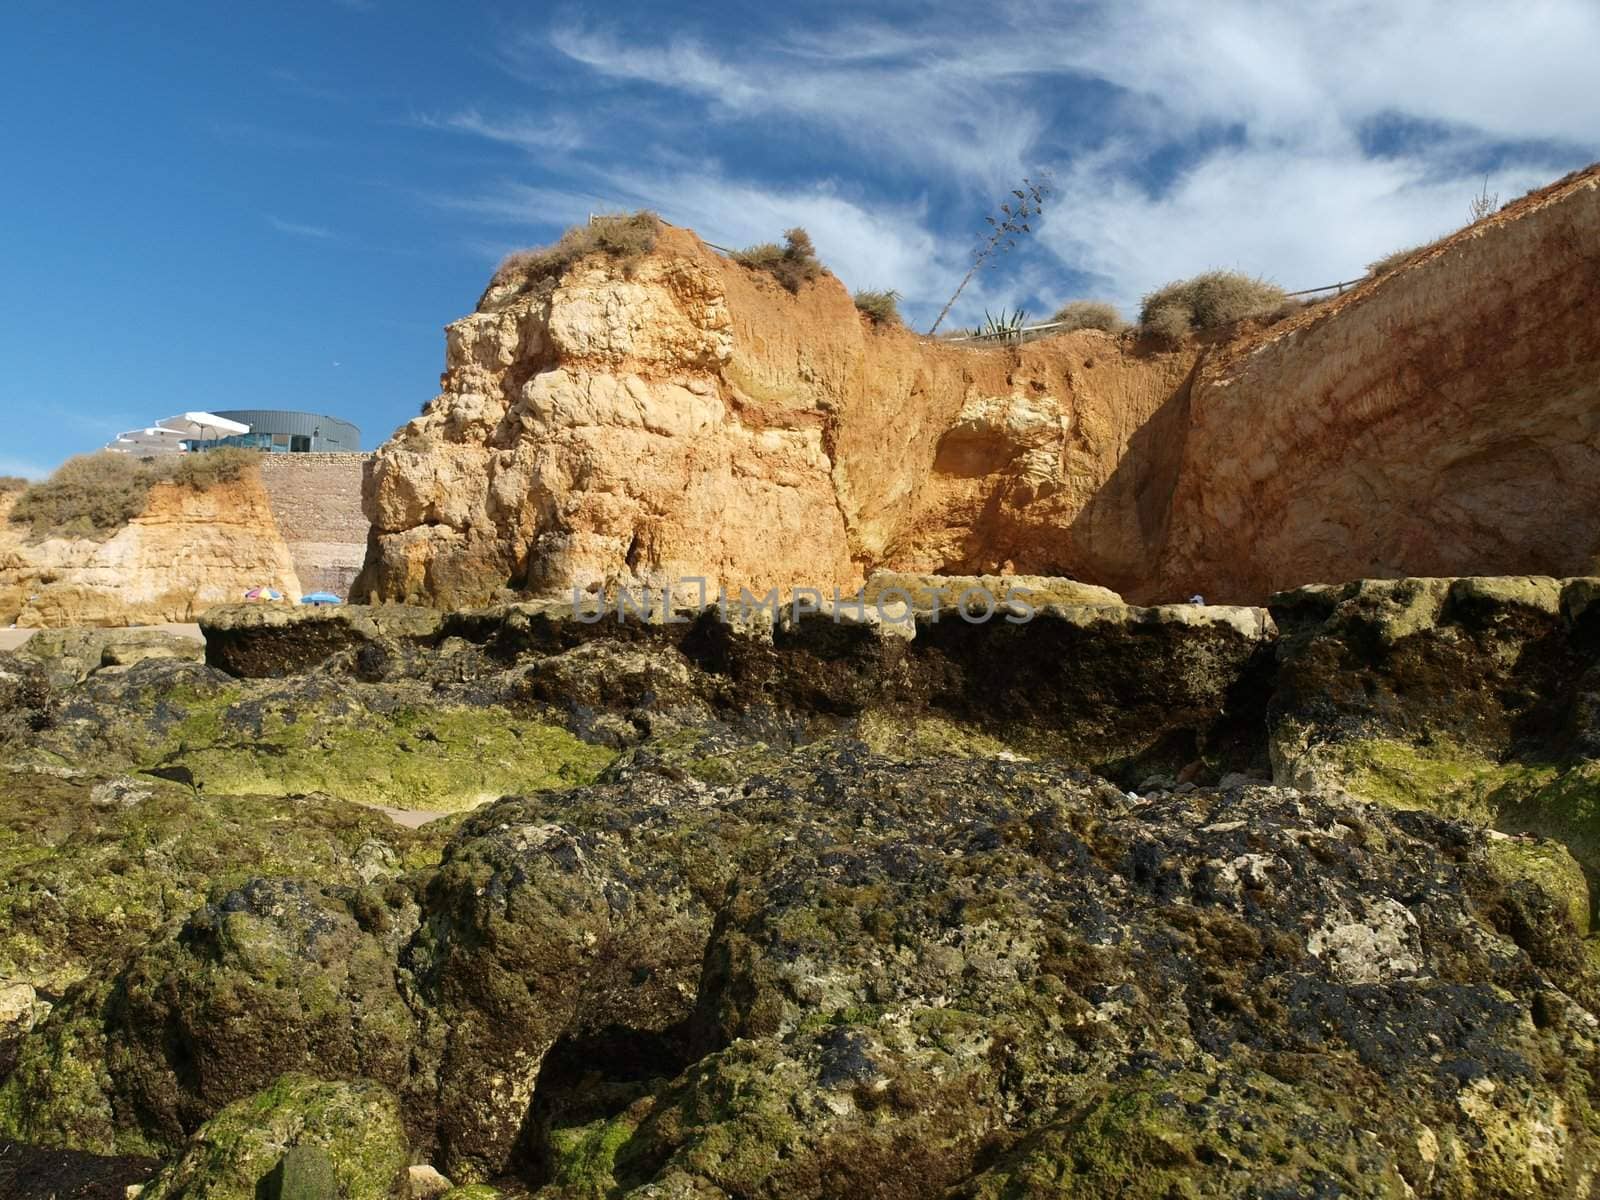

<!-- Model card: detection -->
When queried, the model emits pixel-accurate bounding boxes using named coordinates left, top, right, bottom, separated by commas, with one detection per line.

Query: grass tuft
left=1050, top=300, right=1128, bottom=334
left=733, top=227, right=824, bottom=293
left=1138, top=271, right=1288, bottom=341
left=1365, top=241, right=1442, bottom=278
left=483, top=211, right=661, bottom=306
left=852, top=288, right=902, bottom=326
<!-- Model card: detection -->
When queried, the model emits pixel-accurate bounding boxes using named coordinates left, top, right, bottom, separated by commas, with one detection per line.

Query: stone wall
left=255, top=454, right=371, bottom=598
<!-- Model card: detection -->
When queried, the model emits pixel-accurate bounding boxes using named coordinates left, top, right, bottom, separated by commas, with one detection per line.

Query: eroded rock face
left=201, top=592, right=1276, bottom=782
left=359, top=166, right=1600, bottom=611
left=0, top=473, right=303, bottom=627
left=1162, top=169, right=1600, bottom=603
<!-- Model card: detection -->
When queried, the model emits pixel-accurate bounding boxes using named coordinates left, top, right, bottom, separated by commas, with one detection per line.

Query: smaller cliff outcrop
left=0, top=462, right=302, bottom=627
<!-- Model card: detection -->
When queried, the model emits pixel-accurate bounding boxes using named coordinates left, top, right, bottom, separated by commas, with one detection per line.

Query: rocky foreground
left=3, top=576, right=1600, bottom=1197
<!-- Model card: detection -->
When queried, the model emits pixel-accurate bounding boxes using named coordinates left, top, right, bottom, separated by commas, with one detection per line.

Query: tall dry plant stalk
left=927, top=177, right=1050, bottom=336
left=1468, top=176, right=1499, bottom=222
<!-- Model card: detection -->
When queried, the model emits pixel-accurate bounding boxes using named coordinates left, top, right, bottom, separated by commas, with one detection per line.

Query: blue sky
left=3, top=1, right=1597, bottom=478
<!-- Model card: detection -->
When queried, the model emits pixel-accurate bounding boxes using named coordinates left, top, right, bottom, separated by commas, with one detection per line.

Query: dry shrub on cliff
left=1139, top=271, right=1288, bottom=340
left=9, top=448, right=256, bottom=539
left=853, top=289, right=903, bottom=326
left=487, top=211, right=661, bottom=301
left=1367, top=245, right=1419, bottom=277
left=167, top=447, right=254, bottom=489
left=0, top=476, right=28, bottom=494
left=10, top=453, right=153, bottom=537
left=1050, top=300, right=1128, bottom=334
left=732, top=227, right=824, bottom=293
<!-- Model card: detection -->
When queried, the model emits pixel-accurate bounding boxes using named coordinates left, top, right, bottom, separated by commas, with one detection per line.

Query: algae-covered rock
left=10, top=580, right=1600, bottom=1197
left=0, top=656, right=54, bottom=748
left=0, top=767, right=442, bottom=993
left=407, top=772, right=728, bottom=1180
left=149, top=687, right=612, bottom=812
left=953, top=1070, right=1413, bottom=1199
left=399, top=748, right=1600, bottom=1193
left=1485, top=832, right=1591, bottom=935
left=1269, top=576, right=1597, bottom=759
left=3, top=877, right=418, bottom=1155
left=139, top=1074, right=406, bottom=1200
left=200, top=602, right=444, bottom=678
left=10, top=656, right=614, bottom=814
left=12, top=627, right=204, bottom=688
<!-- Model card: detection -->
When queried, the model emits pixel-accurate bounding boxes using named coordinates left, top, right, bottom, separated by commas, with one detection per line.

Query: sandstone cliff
left=356, top=225, right=1198, bottom=607
left=1161, top=165, right=1600, bottom=602
left=359, top=164, right=1600, bottom=607
left=0, top=469, right=302, bottom=627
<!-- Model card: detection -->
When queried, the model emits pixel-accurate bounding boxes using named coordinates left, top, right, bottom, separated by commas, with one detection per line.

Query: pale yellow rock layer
left=0, top=471, right=302, bottom=627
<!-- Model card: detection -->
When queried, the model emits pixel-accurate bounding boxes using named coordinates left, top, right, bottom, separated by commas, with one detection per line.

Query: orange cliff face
left=357, top=163, right=1600, bottom=609
left=1158, top=166, right=1600, bottom=602
left=0, top=469, right=302, bottom=627
left=354, top=225, right=1200, bottom=608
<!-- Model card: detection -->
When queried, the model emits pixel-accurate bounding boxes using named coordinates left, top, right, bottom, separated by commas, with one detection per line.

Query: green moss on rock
left=1486, top=833, right=1591, bottom=935
left=956, top=1071, right=1413, bottom=1198
left=1280, top=735, right=1600, bottom=927
left=856, top=711, right=1019, bottom=759
left=0, top=982, right=128, bottom=1155
left=545, top=1109, right=645, bottom=1197
left=0, top=768, right=438, bottom=992
left=0, top=771, right=444, bottom=998
left=2, top=876, right=419, bottom=1158
left=149, top=692, right=613, bottom=812
left=139, top=1074, right=407, bottom=1200
left=1310, top=735, right=1553, bottom=826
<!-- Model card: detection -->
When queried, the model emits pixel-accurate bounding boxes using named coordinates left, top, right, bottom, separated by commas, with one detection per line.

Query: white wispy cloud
left=416, top=108, right=586, bottom=153
left=544, top=21, right=1044, bottom=184
left=439, top=1, right=1598, bottom=324
left=1043, top=144, right=1567, bottom=312
left=266, top=215, right=339, bottom=240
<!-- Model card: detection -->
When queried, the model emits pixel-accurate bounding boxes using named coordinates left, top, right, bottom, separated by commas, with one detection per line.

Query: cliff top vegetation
left=7, top=448, right=256, bottom=540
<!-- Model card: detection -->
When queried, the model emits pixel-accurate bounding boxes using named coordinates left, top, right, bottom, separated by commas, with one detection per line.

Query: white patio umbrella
left=105, top=427, right=189, bottom=454
left=155, top=412, right=250, bottom=439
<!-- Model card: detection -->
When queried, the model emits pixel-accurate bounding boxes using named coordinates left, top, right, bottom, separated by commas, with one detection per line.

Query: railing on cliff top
left=938, top=277, right=1369, bottom=345
left=667, top=219, right=1372, bottom=347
